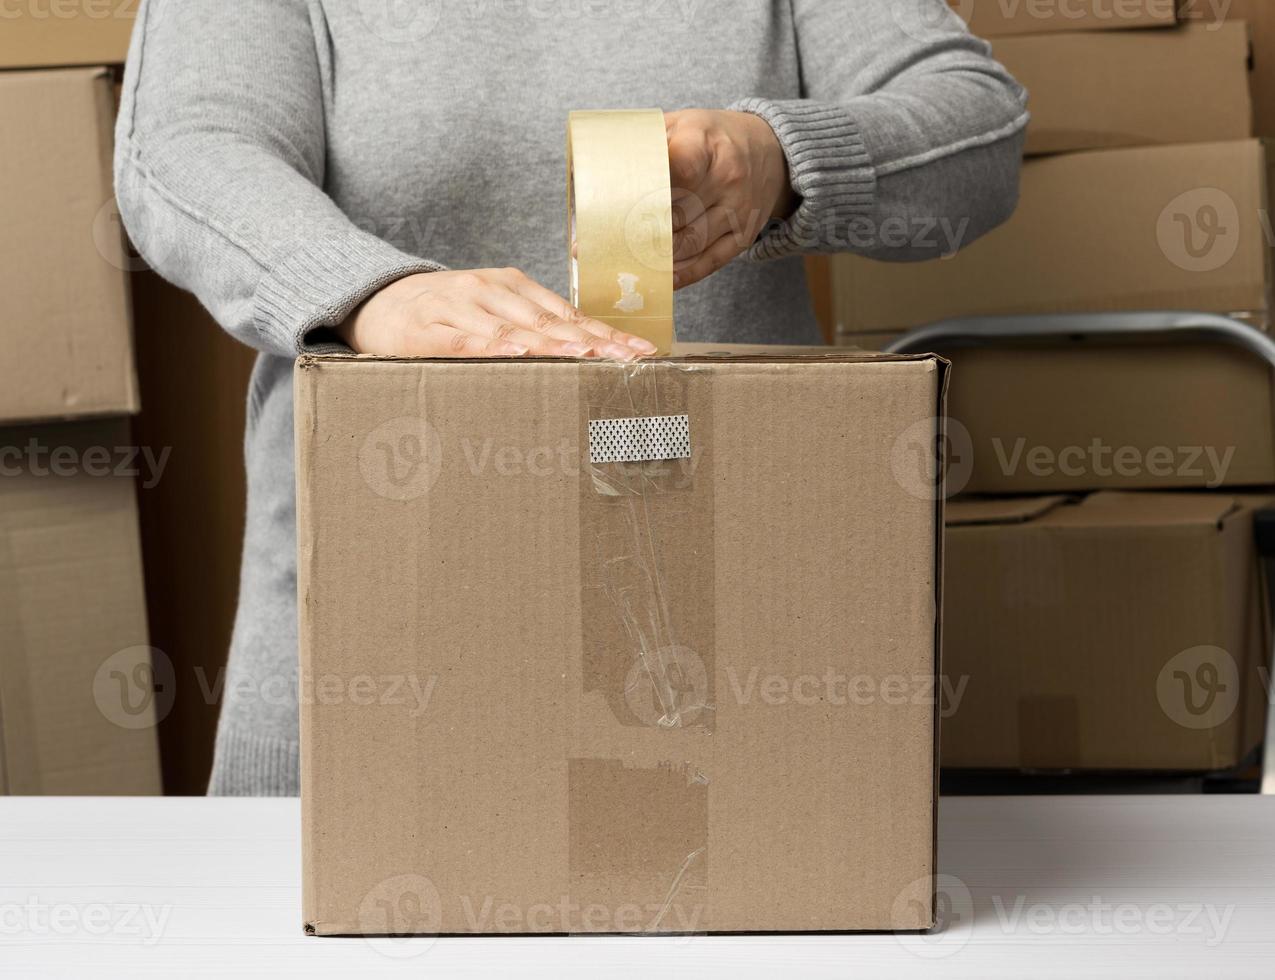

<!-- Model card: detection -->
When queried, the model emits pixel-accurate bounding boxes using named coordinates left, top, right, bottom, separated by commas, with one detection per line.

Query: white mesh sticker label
left=588, top=415, right=691, bottom=464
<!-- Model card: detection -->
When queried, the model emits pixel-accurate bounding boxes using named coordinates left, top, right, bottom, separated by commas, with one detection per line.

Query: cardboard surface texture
left=1206, top=2, right=1275, bottom=139
left=832, top=140, right=1274, bottom=335
left=296, top=351, right=944, bottom=935
left=0, top=418, right=161, bottom=795
left=952, top=0, right=1180, bottom=36
left=939, top=339, right=1275, bottom=493
left=0, top=2, right=135, bottom=69
left=943, top=491, right=1271, bottom=772
left=994, top=23, right=1252, bottom=156
left=0, top=68, right=138, bottom=423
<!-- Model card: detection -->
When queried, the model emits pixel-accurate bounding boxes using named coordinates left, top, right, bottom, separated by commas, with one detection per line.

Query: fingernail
left=564, top=342, right=594, bottom=357
left=501, top=343, right=529, bottom=355
left=605, top=344, right=637, bottom=361
left=625, top=337, right=658, bottom=354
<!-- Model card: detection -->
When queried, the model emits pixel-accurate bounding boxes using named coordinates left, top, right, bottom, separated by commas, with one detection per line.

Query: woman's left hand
left=665, top=109, right=797, bottom=290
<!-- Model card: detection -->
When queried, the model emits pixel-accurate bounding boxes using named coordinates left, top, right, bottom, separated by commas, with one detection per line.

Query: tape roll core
left=567, top=109, right=675, bottom=354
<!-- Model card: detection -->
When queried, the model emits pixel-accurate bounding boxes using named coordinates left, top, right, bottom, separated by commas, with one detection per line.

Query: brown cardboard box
left=296, top=352, right=944, bottom=935
left=1, top=68, right=138, bottom=423
left=832, top=140, right=1274, bottom=335
left=952, top=0, right=1179, bottom=36
left=945, top=339, right=1275, bottom=494
left=1205, top=2, right=1275, bottom=139
left=942, top=491, right=1271, bottom=772
left=0, top=417, right=162, bottom=794
left=993, top=23, right=1252, bottom=156
left=0, top=2, right=135, bottom=69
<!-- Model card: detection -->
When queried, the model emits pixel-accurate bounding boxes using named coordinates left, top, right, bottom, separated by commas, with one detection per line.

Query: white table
left=1, top=796, right=1271, bottom=978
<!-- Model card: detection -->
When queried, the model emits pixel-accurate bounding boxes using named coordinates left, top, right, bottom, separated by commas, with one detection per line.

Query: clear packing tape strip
left=575, top=358, right=713, bottom=931
left=580, top=360, right=714, bottom=735
left=567, top=109, right=675, bottom=355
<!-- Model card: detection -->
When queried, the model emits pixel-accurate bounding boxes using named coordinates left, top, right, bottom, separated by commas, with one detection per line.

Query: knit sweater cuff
left=729, top=97, right=876, bottom=260
left=207, top=725, right=300, bottom=796
left=253, top=230, right=445, bottom=355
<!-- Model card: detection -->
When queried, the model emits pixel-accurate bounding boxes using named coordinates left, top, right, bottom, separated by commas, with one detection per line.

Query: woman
left=116, top=0, right=1027, bottom=795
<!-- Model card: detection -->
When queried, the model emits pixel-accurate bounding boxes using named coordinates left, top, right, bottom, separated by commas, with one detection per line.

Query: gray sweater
left=115, top=0, right=1027, bottom=795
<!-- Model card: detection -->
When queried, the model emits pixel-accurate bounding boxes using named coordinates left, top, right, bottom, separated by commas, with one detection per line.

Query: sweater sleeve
left=729, top=0, right=1029, bottom=263
left=114, top=0, right=443, bottom=357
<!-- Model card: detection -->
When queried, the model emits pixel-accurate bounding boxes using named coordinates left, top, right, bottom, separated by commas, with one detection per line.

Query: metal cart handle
left=884, top=311, right=1275, bottom=370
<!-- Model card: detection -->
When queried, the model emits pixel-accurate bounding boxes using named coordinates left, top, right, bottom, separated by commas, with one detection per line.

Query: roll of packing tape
left=567, top=109, right=675, bottom=354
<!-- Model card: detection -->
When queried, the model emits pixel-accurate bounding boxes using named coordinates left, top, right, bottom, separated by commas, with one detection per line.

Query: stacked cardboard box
left=0, top=1, right=134, bottom=70
left=833, top=6, right=1275, bottom=773
left=835, top=19, right=1259, bottom=341
left=0, top=27, right=161, bottom=793
left=0, top=3, right=257, bottom=794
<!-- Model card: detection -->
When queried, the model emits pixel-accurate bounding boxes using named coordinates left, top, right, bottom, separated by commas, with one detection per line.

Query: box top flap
left=0, top=65, right=113, bottom=90
left=948, top=492, right=1260, bottom=531
left=298, top=349, right=943, bottom=368
left=1045, top=491, right=1240, bottom=529
left=946, top=495, right=1070, bottom=527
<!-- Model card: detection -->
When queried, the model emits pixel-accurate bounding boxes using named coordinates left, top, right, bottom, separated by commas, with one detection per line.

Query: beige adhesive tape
left=567, top=109, right=675, bottom=354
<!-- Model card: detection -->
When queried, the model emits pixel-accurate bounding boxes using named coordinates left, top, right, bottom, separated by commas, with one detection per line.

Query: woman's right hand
left=335, top=268, right=655, bottom=360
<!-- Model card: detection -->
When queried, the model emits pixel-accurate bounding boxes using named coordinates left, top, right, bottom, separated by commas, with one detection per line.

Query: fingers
left=344, top=268, right=663, bottom=360
left=489, top=269, right=658, bottom=355
left=674, top=203, right=742, bottom=263
left=401, top=321, right=529, bottom=358
left=666, top=112, right=712, bottom=192
left=467, top=295, right=634, bottom=359
left=674, top=232, right=744, bottom=290
left=454, top=306, right=600, bottom=358
left=670, top=187, right=707, bottom=234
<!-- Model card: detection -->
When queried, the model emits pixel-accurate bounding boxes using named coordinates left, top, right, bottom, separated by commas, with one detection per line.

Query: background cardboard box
left=941, top=339, right=1275, bottom=493
left=1209, top=1, right=1275, bottom=139
left=942, top=491, right=1271, bottom=772
left=994, top=23, right=1252, bottom=155
left=0, top=418, right=161, bottom=795
left=296, top=353, right=943, bottom=935
left=0, top=1, right=135, bottom=69
left=832, top=140, right=1274, bottom=335
left=951, top=0, right=1179, bottom=36
left=1, top=68, right=138, bottom=423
